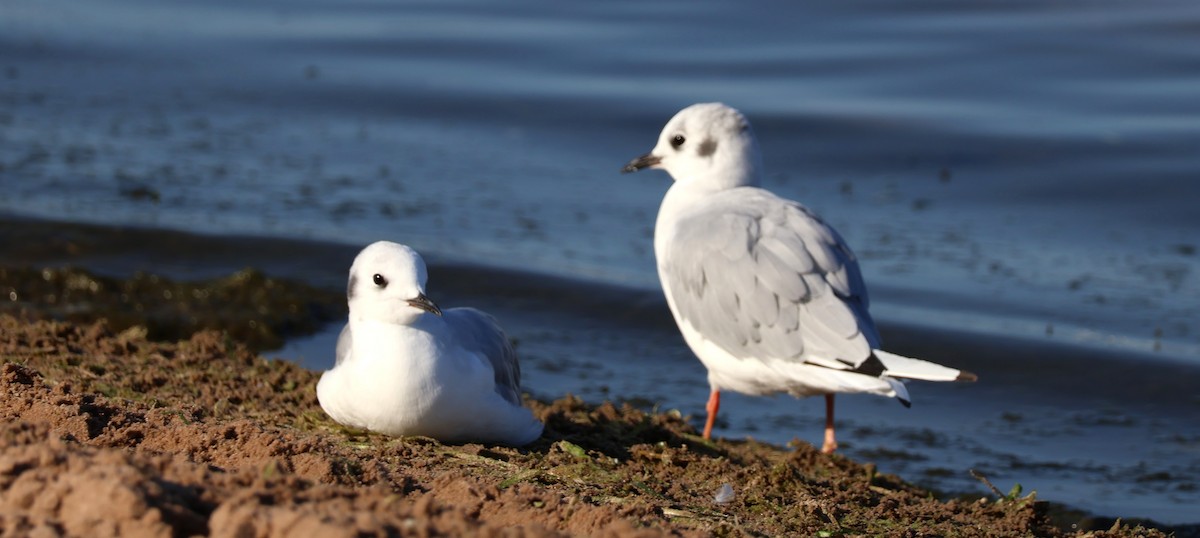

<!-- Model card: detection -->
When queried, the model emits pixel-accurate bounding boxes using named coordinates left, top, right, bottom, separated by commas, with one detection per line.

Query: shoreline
left=2, top=213, right=1199, bottom=530
left=0, top=314, right=1184, bottom=536
left=2, top=212, right=1193, bottom=369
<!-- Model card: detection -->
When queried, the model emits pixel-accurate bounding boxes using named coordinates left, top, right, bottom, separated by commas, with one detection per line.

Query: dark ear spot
left=347, top=273, right=357, bottom=301
left=698, top=138, right=717, bottom=157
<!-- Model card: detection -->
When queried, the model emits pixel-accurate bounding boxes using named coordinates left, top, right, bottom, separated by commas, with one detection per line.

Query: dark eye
left=670, top=134, right=685, bottom=149
left=372, top=274, right=387, bottom=287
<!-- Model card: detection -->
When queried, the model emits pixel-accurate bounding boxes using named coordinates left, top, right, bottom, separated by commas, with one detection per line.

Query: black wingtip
left=956, top=370, right=979, bottom=383
left=898, top=397, right=912, bottom=409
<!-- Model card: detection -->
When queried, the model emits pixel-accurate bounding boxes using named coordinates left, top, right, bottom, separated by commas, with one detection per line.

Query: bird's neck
left=348, top=316, right=448, bottom=367
left=684, top=163, right=760, bottom=191
left=655, top=181, right=718, bottom=260
left=349, top=306, right=444, bottom=330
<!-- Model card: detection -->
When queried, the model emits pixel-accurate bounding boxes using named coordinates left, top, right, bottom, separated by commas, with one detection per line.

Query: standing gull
left=622, top=103, right=975, bottom=453
left=317, top=241, right=543, bottom=446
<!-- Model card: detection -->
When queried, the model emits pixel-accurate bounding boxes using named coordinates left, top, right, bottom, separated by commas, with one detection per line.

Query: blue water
left=3, top=0, right=1199, bottom=524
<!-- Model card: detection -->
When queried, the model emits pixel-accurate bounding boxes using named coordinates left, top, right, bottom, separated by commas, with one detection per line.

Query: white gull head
left=347, top=241, right=442, bottom=326
left=622, top=102, right=763, bottom=190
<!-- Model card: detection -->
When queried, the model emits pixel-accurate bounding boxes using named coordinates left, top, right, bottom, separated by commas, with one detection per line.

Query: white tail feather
left=874, top=349, right=967, bottom=382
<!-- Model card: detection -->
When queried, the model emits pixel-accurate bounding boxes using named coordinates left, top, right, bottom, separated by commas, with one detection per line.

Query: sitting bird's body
left=622, top=103, right=975, bottom=452
left=317, top=241, right=543, bottom=446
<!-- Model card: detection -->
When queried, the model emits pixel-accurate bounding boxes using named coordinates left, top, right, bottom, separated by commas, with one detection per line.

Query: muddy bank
left=0, top=265, right=344, bottom=352
left=0, top=315, right=1175, bottom=537
left=4, top=215, right=1200, bottom=531
left=0, top=215, right=351, bottom=352
left=0, top=213, right=666, bottom=315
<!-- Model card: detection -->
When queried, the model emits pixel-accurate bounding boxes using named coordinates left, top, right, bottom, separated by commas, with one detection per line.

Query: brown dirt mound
left=0, top=315, right=1167, bottom=537
left=0, top=266, right=345, bottom=352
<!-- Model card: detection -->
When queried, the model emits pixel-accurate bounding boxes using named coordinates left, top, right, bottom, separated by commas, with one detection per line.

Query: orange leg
left=703, top=389, right=721, bottom=440
left=822, top=394, right=838, bottom=453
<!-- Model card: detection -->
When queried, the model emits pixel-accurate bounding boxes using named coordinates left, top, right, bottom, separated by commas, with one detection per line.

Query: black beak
left=621, top=153, right=661, bottom=174
left=406, top=293, right=442, bottom=316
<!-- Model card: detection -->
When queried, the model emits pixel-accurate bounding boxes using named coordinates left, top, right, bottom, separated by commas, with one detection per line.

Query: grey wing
left=443, top=307, right=523, bottom=405
left=664, top=188, right=880, bottom=370
left=334, top=324, right=352, bottom=366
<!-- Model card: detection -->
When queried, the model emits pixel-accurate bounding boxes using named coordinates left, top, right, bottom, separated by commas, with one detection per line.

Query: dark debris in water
left=0, top=265, right=344, bottom=352
left=1070, top=409, right=1136, bottom=428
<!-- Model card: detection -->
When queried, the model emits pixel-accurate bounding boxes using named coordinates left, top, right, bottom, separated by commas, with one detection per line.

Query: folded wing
left=663, top=187, right=881, bottom=372
left=444, top=307, right=523, bottom=405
